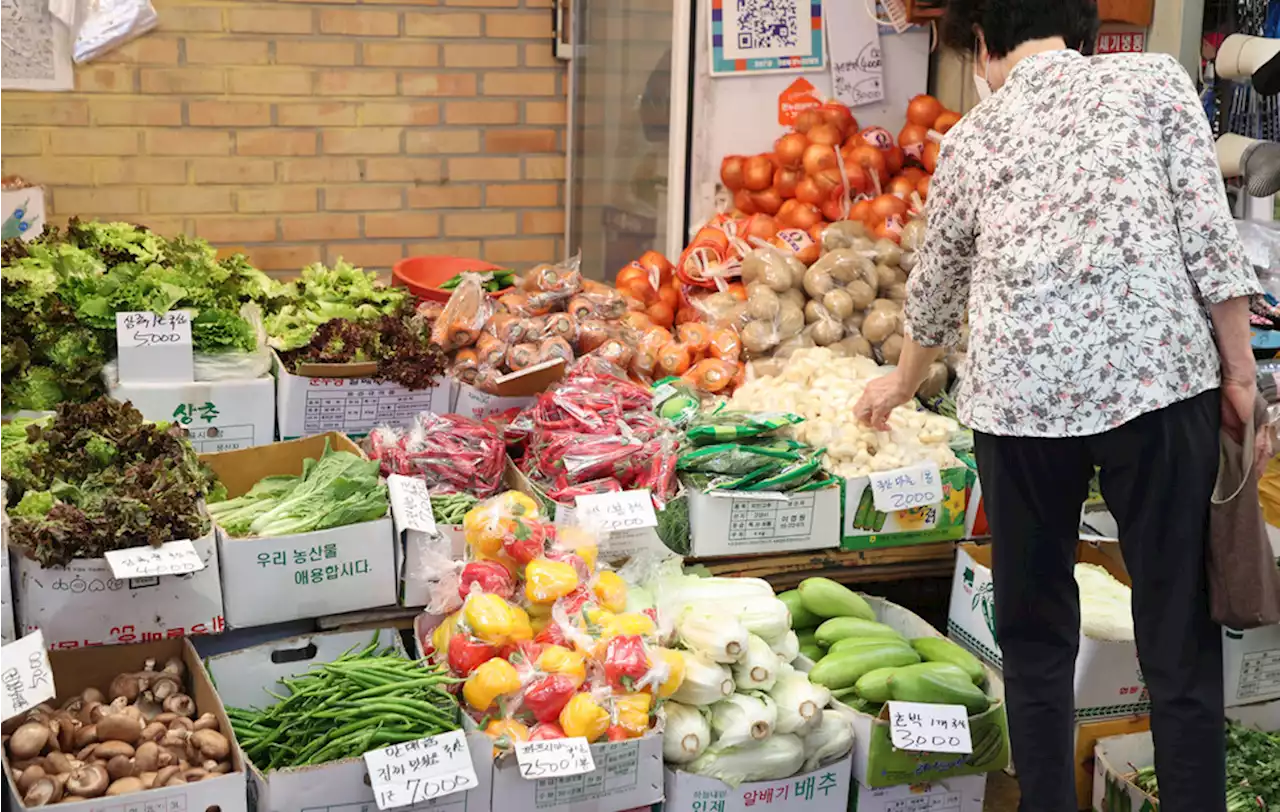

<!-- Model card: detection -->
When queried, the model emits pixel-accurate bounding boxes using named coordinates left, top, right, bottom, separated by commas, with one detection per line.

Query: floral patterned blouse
left=907, top=49, right=1262, bottom=437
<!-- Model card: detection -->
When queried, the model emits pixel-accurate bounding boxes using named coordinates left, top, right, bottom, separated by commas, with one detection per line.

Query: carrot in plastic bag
left=682, top=358, right=736, bottom=393
left=507, top=342, right=540, bottom=371
left=538, top=337, right=575, bottom=365
left=432, top=272, right=494, bottom=351
left=709, top=328, right=742, bottom=361
left=676, top=323, right=711, bottom=354
left=656, top=342, right=691, bottom=377
left=453, top=349, right=481, bottom=384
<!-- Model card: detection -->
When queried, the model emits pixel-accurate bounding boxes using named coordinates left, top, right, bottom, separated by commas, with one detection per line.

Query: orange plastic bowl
left=393, top=255, right=508, bottom=303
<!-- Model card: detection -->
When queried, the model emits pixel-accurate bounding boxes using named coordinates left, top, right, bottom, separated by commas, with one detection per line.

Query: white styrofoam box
left=686, top=481, right=841, bottom=557
left=107, top=374, right=275, bottom=451
left=206, top=628, right=493, bottom=812
left=1223, top=623, right=1280, bottom=707
left=850, top=773, right=987, bottom=812
left=13, top=530, right=225, bottom=648
left=663, top=750, right=853, bottom=812
left=1, top=187, right=46, bottom=242
left=948, top=543, right=1149, bottom=721
left=399, top=524, right=466, bottom=609
left=274, top=353, right=453, bottom=440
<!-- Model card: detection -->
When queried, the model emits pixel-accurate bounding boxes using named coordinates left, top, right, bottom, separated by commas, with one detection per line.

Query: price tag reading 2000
left=868, top=461, right=944, bottom=513
left=573, top=490, right=658, bottom=534
left=514, top=737, right=595, bottom=780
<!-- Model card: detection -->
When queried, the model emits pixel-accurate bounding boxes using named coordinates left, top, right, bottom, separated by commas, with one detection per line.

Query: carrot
left=506, top=343, right=540, bottom=371
left=646, top=302, right=675, bottom=328
left=453, top=349, right=481, bottom=383
left=682, top=359, right=737, bottom=393
left=709, top=328, right=742, bottom=362
left=594, top=338, right=633, bottom=369
left=656, top=342, right=692, bottom=377
left=538, top=337, right=575, bottom=364
left=630, top=348, right=657, bottom=380
left=677, top=323, right=711, bottom=353
left=623, top=311, right=655, bottom=332
left=567, top=295, right=595, bottom=321
left=657, top=285, right=679, bottom=310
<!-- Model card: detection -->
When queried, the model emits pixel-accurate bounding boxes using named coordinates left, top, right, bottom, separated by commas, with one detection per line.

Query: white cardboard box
left=201, top=433, right=399, bottom=628
left=274, top=352, right=453, bottom=440
left=2, top=503, right=14, bottom=645
left=398, top=523, right=466, bottom=609
left=12, top=530, right=225, bottom=648
left=108, top=375, right=276, bottom=452
left=3, top=636, right=248, bottom=812
left=1223, top=624, right=1280, bottom=707
left=488, top=732, right=665, bottom=812
left=207, top=628, right=493, bottom=812
left=948, top=542, right=1149, bottom=721
left=1, top=187, right=46, bottom=242
left=686, top=481, right=842, bottom=557
left=452, top=382, right=535, bottom=420
left=850, top=773, right=987, bottom=812
left=663, top=750, right=853, bottom=812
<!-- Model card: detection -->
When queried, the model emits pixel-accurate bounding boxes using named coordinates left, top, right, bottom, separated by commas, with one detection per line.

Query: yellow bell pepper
left=649, top=647, right=686, bottom=698
left=498, top=490, right=540, bottom=519
left=559, top=693, right=610, bottom=742
left=601, top=611, right=656, bottom=640
left=463, top=657, right=521, bottom=711
left=509, top=604, right=533, bottom=642
left=484, top=718, right=530, bottom=754
left=554, top=526, right=598, bottom=571
left=463, top=505, right=512, bottom=556
left=464, top=593, right=520, bottom=646
left=592, top=571, right=628, bottom=613
left=536, top=645, right=587, bottom=688
left=431, top=611, right=458, bottom=656
left=612, top=692, right=652, bottom=738
left=524, top=558, right=581, bottom=604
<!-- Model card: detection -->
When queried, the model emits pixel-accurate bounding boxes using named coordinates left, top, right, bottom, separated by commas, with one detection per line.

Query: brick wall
left=1, top=0, right=567, bottom=275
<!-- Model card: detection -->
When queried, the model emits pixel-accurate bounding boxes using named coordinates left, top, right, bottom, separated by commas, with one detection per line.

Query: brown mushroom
left=161, top=695, right=195, bottom=718
left=72, top=723, right=98, bottom=749
left=75, top=744, right=98, bottom=762
left=181, top=768, right=207, bottom=783
left=9, top=722, right=51, bottom=760
left=10, top=758, right=45, bottom=772
left=119, top=706, right=144, bottom=724
left=139, top=722, right=167, bottom=743
left=52, top=714, right=79, bottom=754
left=81, top=687, right=105, bottom=705
left=189, top=730, right=230, bottom=762
left=23, top=776, right=63, bottom=806
left=107, top=674, right=144, bottom=703
left=95, top=714, right=142, bottom=744
left=105, top=777, right=144, bottom=796
left=93, top=741, right=135, bottom=760
left=57, top=797, right=86, bottom=804
left=16, top=765, right=48, bottom=795
left=88, top=704, right=109, bottom=724
left=191, top=713, right=218, bottom=732
left=152, top=713, right=177, bottom=725
left=208, top=761, right=231, bottom=775
left=148, top=675, right=182, bottom=702
left=153, top=766, right=182, bottom=788
left=105, top=755, right=135, bottom=782
left=59, top=697, right=84, bottom=716
left=134, top=694, right=163, bottom=721
left=44, top=753, right=77, bottom=775
left=167, top=717, right=193, bottom=733
left=132, top=741, right=163, bottom=773
left=65, top=764, right=110, bottom=798
left=137, top=771, right=157, bottom=790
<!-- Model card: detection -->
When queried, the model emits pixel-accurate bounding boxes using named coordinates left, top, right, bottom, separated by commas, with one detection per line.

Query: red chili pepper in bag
left=522, top=674, right=578, bottom=723
left=603, top=635, right=652, bottom=692
left=458, top=561, right=516, bottom=601
left=448, top=634, right=498, bottom=677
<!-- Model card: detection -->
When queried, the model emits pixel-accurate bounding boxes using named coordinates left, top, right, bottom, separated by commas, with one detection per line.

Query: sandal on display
left=1215, top=33, right=1280, bottom=96
left=1218, top=132, right=1280, bottom=197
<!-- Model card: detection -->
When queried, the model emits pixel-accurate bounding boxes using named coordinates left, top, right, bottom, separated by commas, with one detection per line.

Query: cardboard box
left=663, top=750, right=853, bottom=812
left=840, top=466, right=969, bottom=551
left=488, top=732, right=664, bottom=812
left=686, top=480, right=842, bottom=558
left=12, top=530, right=225, bottom=648
left=1223, top=623, right=1280, bottom=707
left=948, top=542, right=1150, bottom=721
left=964, top=474, right=989, bottom=539
left=206, top=628, right=493, bottom=812
left=452, top=382, right=535, bottom=420
left=201, top=433, right=399, bottom=628
left=107, top=375, right=275, bottom=452
left=398, top=523, right=466, bottom=609
left=1073, top=715, right=1150, bottom=810
left=3, top=636, right=247, bottom=812
left=829, top=595, right=1011, bottom=788
left=850, top=773, right=987, bottom=812
left=273, top=352, right=453, bottom=440
left=2, top=503, right=14, bottom=645
left=1, top=187, right=46, bottom=242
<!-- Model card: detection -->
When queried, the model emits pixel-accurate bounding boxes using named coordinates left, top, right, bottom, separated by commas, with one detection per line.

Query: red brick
left=141, top=68, right=225, bottom=94
left=406, top=239, right=482, bottom=257
left=3, top=157, right=95, bottom=186
left=400, top=73, right=478, bottom=97
left=0, top=129, right=42, bottom=156
left=192, top=218, right=279, bottom=244
left=245, top=244, right=323, bottom=271
left=99, top=36, right=181, bottom=64
left=405, top=185, right=483, bottom=208
left=485, top=12, right=551, bottom=38
left=484, top=183, right=558, bottom=207
left=90, top=100, right=181, bottom=126
left=365, top=213, right=440, bottom=239
left=278, top=102, right=358, bottom=127
left=484, top=129, right=557, bottom=152
left=316, top=70, right=397, bottom=96
left=278, top=158, right=363, bottom=183
left=360, top=102, right=440, bottom=126
left=276, top=40, right=358, bottom=66
left=446, top=157, right=519, bottom=181
left=97, top=158, right=187, bottom=185
left=188, top=101, right=272, bottom=127
left=75, top=66, right=136, bottom=93
left=322, top=128, right=402, bottom=155
left=4, top=100, right=89, bottom=126
left=185, top=39, right=269, bottom=65
left=50, top=129, right=139, bottom=156
left=192, top=158, right=276, bottom=184
left=364, top=158, right=442, bottom=183
left=485, top=238, right=557, bottom=264
left=483, top=71, right=557, bottom=96
left=280, top=214, right=361, bottom=241
left=405, top=129, right=481, bottom=154
left=523, top=43, right=561, bottom=68
left=237, top=131, right=318, bottom=156
left=442, top=44, right=518, bottom=67
left=525, top=100, right=567, bottom=125
left=148, top=187, right=234, bottom=214
left=443, top=211, right=516, bottom=237
left=318, top=8, right=399, bottom=36
left=404, top=12, right=481, bottom=36
left=361, top=42, right=440, bottom=67
left=228, top=8, right=313, bottom=33
left=52, top=187, right=143, bottom=215
left=325, top=186, right=404, bottom=211
left=444, top=101, right=518, bottom=125
left=520, top=210, right=564, bottom=234
left=228, top=68, right=313, bottom=96
left=238, top=187, right=319, bottom=213
left=147, top=130, right=231, bottom=156
left=158, top=6, right=224, bottom=32
left=524, top=156, right=565, bottom=180
left=323, top=242, right=407, bottom=270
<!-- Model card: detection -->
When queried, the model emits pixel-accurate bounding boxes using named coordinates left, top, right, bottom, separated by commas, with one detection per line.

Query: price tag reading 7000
left=362, top=729, right=478, bottom=810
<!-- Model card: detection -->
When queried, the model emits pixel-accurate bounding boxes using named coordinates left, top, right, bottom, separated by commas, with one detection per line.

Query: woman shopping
left=853, top=1, right=1269, bottom=810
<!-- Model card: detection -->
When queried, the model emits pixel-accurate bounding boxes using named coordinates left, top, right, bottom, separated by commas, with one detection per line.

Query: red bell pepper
left=458, top=560, right=515, bottom=601
left=447, top=634, right=497, bottom=677
left=521, top=674, right=577, bottom=723
left=528, top=722, right=566, bottom=741
left=603, top=635, right=651, bottom=692
left=502, top=517, right=548, bottom=565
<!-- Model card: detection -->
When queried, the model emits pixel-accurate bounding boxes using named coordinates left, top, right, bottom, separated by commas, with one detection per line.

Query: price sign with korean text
left=887, top=701, right=973, bottom=754
left=574, top=490, right=658, bottom=534
left=2, top=630, right=55, bottom=722
left=105, top=541, right=206, bottom=579
left=116, top=310, right=194, bottom=384
left=514, top=737, right=595, bottom=780
left=868, top=461, right=944, bottom=513
left=363, top=730, right=478, bottom=809
left=388, top=474, right=436, bottom=535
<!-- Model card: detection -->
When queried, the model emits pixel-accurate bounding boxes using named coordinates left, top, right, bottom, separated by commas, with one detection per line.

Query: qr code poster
left=710, top=0, right=826, bottom=76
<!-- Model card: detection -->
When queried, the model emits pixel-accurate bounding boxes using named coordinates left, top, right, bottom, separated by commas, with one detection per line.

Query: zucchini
left=853, top=666, right=900, bottom=703
left=853, top=486, right=873, bottom=530
left=887, top=662, right=990, bottom=715
left=910, top=637, right=986, bottom=684
left=798, top=643, right=825, bottom=661
left=779, top=589, right=822, bottom=630
left=814, top=617, right=905, bottom=647
left=808, top=644, right=922, bottom=690
left=796, top=629, right=820, bottom=648
left=797, top=577, right=875, bottom=620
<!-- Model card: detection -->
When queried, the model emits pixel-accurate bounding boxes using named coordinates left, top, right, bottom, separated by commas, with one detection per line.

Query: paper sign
left=869, top=461, right=943, bottom=513
left=514, top=738, right=596, bottom=780
left=116, top=310, right=194, bottom=384
left=826, top=0, right=884, bottom=108
left=650, top=383, right=678, bottom=408
left=389, top=474, right=437, bottom=535
left=574, top=490, right=658, bottom=533
left=363, top=729, right=478, bottom=809
left=1, top=630, right=55, bottom=722
left=105, top=540, right=206, bottom=579
left=887, top=701, right=973, bottom=754
left=455, top=385, right=534, bottom=420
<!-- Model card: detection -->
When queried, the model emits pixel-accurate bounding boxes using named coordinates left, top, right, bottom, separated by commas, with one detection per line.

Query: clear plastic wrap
left=431, top=272, right=497, bottom=351
left=74, top=0, right=159, bottom=64
left=364, top=412, right=506, bottom=497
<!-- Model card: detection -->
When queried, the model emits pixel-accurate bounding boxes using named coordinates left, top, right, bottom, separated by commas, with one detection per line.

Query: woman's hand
left=854, top=369, right=916, bottom=431
left=1222, top=375, right=1273, bottom=476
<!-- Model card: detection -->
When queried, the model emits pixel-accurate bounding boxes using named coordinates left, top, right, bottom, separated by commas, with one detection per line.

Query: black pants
left=974, top=390, right=1224, bottom=812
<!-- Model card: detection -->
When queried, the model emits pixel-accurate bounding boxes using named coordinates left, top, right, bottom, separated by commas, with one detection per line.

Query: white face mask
left=973, top=52, right=993, bottom=101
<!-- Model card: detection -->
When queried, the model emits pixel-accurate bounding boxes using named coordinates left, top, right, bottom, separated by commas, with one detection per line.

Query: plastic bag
left=74, top=0, right=159, bottom=63
left=364, top=413, right=506, bottom=497
left=101, top=302, right=272, bottom=384
left=432, top=272, right=496, bottom=352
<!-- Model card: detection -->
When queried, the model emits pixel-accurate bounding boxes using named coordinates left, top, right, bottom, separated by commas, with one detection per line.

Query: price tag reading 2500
left=514, top=738, right=595, bottom=780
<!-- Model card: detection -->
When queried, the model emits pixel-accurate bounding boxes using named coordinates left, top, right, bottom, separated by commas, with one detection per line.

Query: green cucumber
left=887, top=662, right=990, bottom=715
left=797, top=577, right=875, bottom=620
left=814, top=617, right=905, bottom=647
left=779, top=589, right=822, bottom=630
left=854, top=487, right=873, bottom=530
left=853, top=666, right=900, bottom=703
left=827, top=635, right=914, bottom=656
left=910, top=637, right=986, bottom=684
left=808, top=644, right=921, bottom=690
left=798, top=643, right=825, bottom=661
left=796, top=629, right=820, bottom=649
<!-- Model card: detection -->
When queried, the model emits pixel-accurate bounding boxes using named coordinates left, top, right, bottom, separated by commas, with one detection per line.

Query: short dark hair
left=940, top=0, right=1099, bottom=58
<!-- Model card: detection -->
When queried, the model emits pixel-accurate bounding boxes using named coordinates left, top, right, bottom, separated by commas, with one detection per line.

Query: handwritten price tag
left=887, top=701, right=973, bottom=754
left=116, top=310, right=194, bottom=384
left=514, top=738, right=595, bottom=780
left=574, top=490, right=658, bottom=533
left=1, top=630, right=55, bottom=722
left=105, top=541, right=206, bottom=579
left=868, top=461, right=944, bottom=513
left=363, top=730, right=478, bottom=810
left=388, top=474, right=437, bottom=535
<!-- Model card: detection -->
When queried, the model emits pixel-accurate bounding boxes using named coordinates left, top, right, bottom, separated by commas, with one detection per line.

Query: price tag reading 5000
left=116, top=310, right=194, bottom=385
left=514, top=738, right=595, bottom=780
